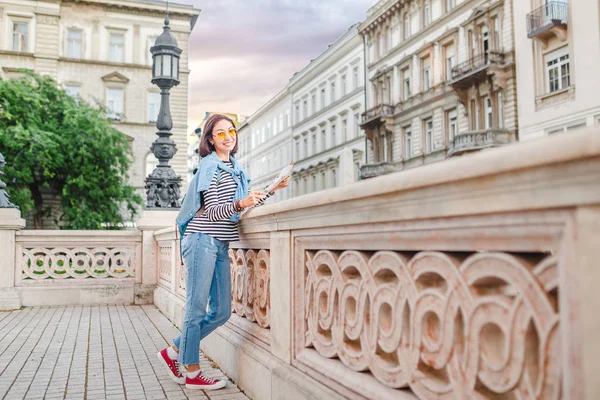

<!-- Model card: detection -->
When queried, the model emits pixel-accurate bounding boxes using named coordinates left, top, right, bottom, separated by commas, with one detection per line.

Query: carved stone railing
left=16, top=231, right=141, bottom=284
left=361, top=104, right=394, bottom=123
left=10, top=230, right=144, bottom=306
left=229, top=248, right=271, bottom=329
left=448, top=128, right=514, bottom=156
left=359, top=162, right=398, bottom=179
left=153, top=128, right=600, bottom=400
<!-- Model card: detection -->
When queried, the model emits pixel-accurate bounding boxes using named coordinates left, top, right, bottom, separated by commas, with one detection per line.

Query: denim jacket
left=175, top=152, right=250, bottom=250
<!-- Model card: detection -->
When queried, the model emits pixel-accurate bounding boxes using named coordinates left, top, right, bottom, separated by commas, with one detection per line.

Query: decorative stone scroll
left=229, top=249, right=270, bottom=328
left=22, top=246, right=136, bottom=280
left=304, top=250, right=560, bottom=399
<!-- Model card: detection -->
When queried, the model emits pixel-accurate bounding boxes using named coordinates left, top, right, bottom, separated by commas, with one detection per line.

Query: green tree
left=0, top=71, right=142, bottom=229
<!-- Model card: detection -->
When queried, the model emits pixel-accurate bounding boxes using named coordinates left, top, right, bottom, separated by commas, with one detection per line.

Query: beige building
left=359, top=0, right=517, bottom=178
left=514, top=0, right=600, bottom=139
left=0, top=0, right=199, bottom=222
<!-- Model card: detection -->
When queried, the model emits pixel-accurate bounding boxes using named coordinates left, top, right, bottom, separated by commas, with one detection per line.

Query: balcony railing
left=448, top=128, right=512, bottom=156
left=359, top=162, right=397, bottom=179
left=527, top=1, right=568, bottom=38
left=361, top=104, right=394, bottom=123
left=450, top=51, right=504, bottom=83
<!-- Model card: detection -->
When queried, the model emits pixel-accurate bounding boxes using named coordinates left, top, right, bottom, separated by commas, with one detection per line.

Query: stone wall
left=152, top=127, right=600, bottom=399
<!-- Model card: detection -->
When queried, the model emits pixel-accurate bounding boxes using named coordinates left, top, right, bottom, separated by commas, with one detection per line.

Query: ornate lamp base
left=145, top=166, right=182, bottom=208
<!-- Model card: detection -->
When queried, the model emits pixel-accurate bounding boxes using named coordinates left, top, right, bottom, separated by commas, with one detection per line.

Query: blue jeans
left=173, top=232, right=232, bottom=365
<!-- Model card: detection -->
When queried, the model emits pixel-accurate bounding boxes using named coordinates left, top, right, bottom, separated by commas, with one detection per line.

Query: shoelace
left=173, top=359, right=184, bottom=376
left=199, top=372, right=217, bottom=384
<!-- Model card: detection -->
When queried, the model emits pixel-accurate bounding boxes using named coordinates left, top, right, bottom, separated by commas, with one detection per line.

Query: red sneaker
left=186, top=371, right=227, bottom=390
left=157, top=348, right=185, bottom=384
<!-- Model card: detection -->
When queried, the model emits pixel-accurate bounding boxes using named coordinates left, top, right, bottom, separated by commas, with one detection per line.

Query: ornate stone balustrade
left=152, top=128, right=600, bottom=400
left=11, top=230, right=144, bottom=306
left=229, top=248, right=271, bottom=329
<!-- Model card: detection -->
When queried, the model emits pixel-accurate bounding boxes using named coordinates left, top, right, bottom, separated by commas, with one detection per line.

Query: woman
left=157, top=114, right=289, bottom=390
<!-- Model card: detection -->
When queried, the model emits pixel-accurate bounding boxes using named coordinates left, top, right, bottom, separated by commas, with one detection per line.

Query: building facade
left=237, top=89, right=293, bottom=203
left=513, top=0, right=600, bottom=139
left=289, top=24, right=366, bottom=196
left=359, top=0, right=517, bottom=178
left=0, top=0, right=199, bottom=222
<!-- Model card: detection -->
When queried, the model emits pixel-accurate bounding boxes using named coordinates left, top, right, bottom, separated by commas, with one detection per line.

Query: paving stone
left=0, top=306, right=249, bottom=400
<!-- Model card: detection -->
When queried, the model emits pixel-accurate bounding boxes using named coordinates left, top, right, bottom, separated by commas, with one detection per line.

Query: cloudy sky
left=170, top=0, right=374, bottom=133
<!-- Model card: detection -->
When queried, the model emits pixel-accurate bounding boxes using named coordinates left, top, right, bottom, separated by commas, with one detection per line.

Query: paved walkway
left=0, top=305, right=249, bottom=400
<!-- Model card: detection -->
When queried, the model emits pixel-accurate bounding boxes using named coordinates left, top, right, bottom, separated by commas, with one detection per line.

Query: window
left=320, top=171, right=326, bottom=190
left=106, top=88, right=124, bottom=120
left=446, top=109, right=458, bottom=141
left=424, top=118, right=433, bottom=153
left=286, top=111, right=291, bottom=128
left=547, top=122, right=586, bottom=135
left=147, top=92, right=161, bottom=123
left=65, top=85, right=81, bottom=98
left=303, top=99, right=308, bottom=120
left=295, top=140, right=300, bottom=160
left=67, top=29, right=83, bottom=59
left=331, top=124, right=336, bottom=147
left=353, top=67, right=359, bottom=89
left=321, top=128, right=326, bottom=151
left=424, top=1, right=431, bottom=27
left=332, top=169, right=337, bottom=187
left=493, top=17, right=501, bottom=50
left=320, top=88, right=326, bottom=109
left=404, top=126, right=412, bottom=159
left=147, top=36, right=156, bottom=66
left=295, top=104, right=300, bottom=123
left=444, top=43, right=456, bottom=81
left=303, top=135, right=308, bottom=158
left=422, top=57, right=431, bottom=91
left=341, top=75, right=347, bottom=96
left=342, top=119, right=348, bottom=142
left=312, top=132, right=317, bottom=155
left=145, top=153, right=159, bottom=178
left=354, top=113, right=360, bottom=139
left=403, top=13, right=410, bottom=40
left=446, top=0, right=455, bottom=12
left=330, top=81, right=336, bottom=104
left=279, top=114, right=284, bottom=131
left=402, top=68, right=411, bottom=99
left=483, top=95, right=493, bottom=129
left=12, top=22, right=29, bottom=52
left=482, top=26, right=490, bottom=63
left=497, top=92, right=504, bottom=128
left=470, top=99, right=477, bottom=129
left=546, top=47, right=570, bottom=93
left=109, top=33, right=124, bottom=63
left=311, top=94, right=316, bottom=114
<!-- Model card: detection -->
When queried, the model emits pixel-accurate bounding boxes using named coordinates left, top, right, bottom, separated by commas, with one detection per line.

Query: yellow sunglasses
left=213, top=127, right=237, bottom=140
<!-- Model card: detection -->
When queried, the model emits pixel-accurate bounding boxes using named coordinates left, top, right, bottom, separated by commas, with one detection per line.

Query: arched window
left=145, top=152, right=159, bottom=177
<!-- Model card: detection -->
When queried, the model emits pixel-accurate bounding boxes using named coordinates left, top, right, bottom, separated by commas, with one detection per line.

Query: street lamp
left=0, top=152, right=17, bottom=209
left=145, top=6, right=183, bottom=208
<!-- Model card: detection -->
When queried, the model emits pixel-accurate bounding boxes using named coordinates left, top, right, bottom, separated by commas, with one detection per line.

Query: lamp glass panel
left=163, top=54, right=172, bottom=77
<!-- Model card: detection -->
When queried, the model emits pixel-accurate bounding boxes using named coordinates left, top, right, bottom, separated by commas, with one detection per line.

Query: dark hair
left=198, top=114, right=238, bottom=157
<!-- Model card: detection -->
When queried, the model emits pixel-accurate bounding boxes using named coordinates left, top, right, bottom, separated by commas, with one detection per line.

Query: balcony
left=447, top=128, right=513, bottom=156
left=359, top=161, right=397, bottom=179
left=449, top=51, right=504, bottom=89
left=527, top=1, right=568, bottom=42
left=360, top=104, right=394, bottom=128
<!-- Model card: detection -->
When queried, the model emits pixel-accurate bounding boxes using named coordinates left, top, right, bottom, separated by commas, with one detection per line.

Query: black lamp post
left=145, top=7, right=183, bottom=208
left=0, top=152, right=17, bottom=209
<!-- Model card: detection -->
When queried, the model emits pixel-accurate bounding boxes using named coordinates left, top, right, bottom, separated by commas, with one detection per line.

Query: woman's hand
left=273, top=176, right=290, bottom=192
left=240, top=191, right=266, bottom=208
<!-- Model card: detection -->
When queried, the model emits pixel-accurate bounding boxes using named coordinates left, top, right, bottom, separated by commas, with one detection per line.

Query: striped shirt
left=184, top=161, right=271, bottom=242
